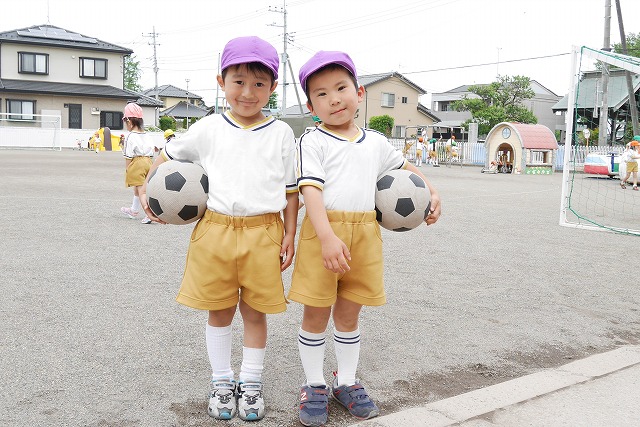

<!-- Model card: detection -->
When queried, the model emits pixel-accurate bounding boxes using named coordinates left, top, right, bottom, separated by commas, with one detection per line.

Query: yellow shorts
left=416, top=149, right=423, bottom=157
left=125, top=156, right=152, bottom=187
left=176, top=210, right=287, bottom=313
left=627, top=161, right=638, bottom=173
left=288, top=210, right=385, bottom=308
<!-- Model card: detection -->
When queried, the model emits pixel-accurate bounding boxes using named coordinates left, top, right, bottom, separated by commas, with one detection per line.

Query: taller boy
left=289, top=51, right=441, bottom=426
left=141, top=36, right=298, bottom=421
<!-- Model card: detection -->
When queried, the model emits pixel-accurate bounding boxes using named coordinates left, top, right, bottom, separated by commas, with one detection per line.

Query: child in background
left=140, top=36, right=298, bottom=421
left=290, top=51, right=441, bottom=426
left=120, top=103, right=154, bottom=224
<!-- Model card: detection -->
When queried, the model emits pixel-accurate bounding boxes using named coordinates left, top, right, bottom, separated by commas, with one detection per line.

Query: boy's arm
left=405, top=163, right=441, bottom=226
left=301, top=186, right=351, bottom=274
left=140, top=155, right=168, bottom=224
left=280, top=191, right=299, bottom=271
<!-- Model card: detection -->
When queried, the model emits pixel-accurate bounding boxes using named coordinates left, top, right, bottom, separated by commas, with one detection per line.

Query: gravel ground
left=0, top=150, right=636, bottom=427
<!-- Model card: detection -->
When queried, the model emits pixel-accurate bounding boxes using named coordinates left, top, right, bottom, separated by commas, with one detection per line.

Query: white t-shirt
left=162, top=112, right=297, bottom=216
left=123, top=131, right=154, bottom=159
left=297, top=126, right=407, bottom=211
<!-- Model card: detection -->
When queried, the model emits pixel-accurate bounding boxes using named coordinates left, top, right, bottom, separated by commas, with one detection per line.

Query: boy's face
left=217, top=64, right=277, bottom=125
left=306, top=67, right=364, bottom=131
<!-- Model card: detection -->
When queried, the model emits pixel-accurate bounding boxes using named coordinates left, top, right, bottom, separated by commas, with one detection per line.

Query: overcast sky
left=2, top=0, right=640, bottom=108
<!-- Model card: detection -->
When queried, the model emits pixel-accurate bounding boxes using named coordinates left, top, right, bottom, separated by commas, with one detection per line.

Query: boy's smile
left=217, top=64, right=277, bottom=126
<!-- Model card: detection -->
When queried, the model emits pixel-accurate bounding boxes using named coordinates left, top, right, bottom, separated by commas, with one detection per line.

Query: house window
left=80, top=57, right=107, bottom=79
left=393, top=126, right=405, bottom=138
left=18, top=52, right=48, bottom=74
left=100, top=111, right=124, bottom=130
left=401, top=96, right=408, bottom=104
left=530, top=150, right=548, bottom=164
left=381, top=93, right=395, bottom=108
left=7, top=99, right=35, bottom=120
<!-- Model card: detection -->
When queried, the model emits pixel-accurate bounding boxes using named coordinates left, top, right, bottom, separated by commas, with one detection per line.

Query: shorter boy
left=290, top=51, right=441, bottom=426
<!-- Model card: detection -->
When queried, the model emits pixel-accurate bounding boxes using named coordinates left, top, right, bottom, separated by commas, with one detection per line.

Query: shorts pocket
left=262, top=219, right=284, bottom=247
left=190, top=218, right=212, bottom=242
left=373, top=221, right=383, bottom=242
left=299, top=216, right=317, bottom=240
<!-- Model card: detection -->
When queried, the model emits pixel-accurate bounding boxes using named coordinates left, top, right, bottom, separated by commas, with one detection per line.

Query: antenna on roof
left=46, top=0, right=51, bottom=24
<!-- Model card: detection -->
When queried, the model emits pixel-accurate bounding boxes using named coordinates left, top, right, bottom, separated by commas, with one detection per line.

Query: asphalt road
left=0, top=150, right=636, bottom=426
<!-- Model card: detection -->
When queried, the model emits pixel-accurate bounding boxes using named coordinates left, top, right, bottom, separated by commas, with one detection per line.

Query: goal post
left=0, top=112, right=62, bottom=151
left=559, top=46, right=640, bottom=236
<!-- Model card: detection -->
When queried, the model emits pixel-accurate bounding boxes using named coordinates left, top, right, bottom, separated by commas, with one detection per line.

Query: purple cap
left=299, top=51, right=357, bottom=92
left=220, top=36, right=279, bottom=80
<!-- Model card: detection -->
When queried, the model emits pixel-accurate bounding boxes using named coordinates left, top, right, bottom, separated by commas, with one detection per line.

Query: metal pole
left=185, top=78, right=190, bottom=130
left=282, top=0, right=288, bottom=113
left=598, top=0, right=612, bottom=146
left=215, top=52, right=220, bottom=114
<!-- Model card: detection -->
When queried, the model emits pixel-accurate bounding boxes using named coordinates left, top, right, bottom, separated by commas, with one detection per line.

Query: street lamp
left=185, top=78, right=190, bottom=130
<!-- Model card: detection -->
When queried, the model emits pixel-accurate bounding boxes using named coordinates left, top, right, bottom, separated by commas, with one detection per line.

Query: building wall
left=359, top=77, right=434, bottom=135
left=1, top=44, right=125, bottom=88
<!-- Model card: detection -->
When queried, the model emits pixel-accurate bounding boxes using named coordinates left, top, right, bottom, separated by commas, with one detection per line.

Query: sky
left=2, top=0, right=640, bottom=109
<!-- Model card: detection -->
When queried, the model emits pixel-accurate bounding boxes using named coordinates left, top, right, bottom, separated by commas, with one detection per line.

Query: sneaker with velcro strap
left=331, top=375, right=379, bottom=420
left=237, top=381, right=265, bottom=421
left=299, top=384, right=329, bottom=426
left=208, top=378, right=236, bottom=420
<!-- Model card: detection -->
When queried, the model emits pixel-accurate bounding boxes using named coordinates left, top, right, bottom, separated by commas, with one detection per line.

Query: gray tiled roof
left=0, top=24, right=132, bottom=54
left=142, top=84, right=202, bottom=100
left=160, top=101, right=208, bottom=118
left=552, top=70, right=640, bottom=111
left=0, top=78, right=134, bottom=98
left=358, top=72, right=427, bottom=94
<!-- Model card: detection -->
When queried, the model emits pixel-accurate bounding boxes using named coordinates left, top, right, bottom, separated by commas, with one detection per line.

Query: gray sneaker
left=237, top=381, right=265, bottom=421
left=208, top=379, right=236, bottom=420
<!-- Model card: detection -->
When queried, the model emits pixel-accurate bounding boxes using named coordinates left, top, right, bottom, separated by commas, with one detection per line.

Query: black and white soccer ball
left=146, top=160, right=208, bottom=225
left=375, top=169, right=431, bottom=232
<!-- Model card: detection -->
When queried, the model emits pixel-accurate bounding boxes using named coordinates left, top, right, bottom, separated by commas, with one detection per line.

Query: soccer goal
left=0, top=112, right=62, bottom=151
left=559, top=46, right=640, bottom=236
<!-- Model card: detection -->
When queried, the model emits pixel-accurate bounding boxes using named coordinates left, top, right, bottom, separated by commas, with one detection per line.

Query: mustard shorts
left=288, top=210, right=385, bottom=308
left=627, top=161, right=638, bottom=173
left=176, top=210, right=287, bottom=314
left=125, top=156, right=152, bottom=187
left=416, top=149, right=423, bottom=157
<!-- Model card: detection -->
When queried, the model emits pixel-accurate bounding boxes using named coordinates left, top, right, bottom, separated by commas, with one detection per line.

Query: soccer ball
left=375, top=169, right=431, bottom=232
left=146, top=160, right=208, bottom=225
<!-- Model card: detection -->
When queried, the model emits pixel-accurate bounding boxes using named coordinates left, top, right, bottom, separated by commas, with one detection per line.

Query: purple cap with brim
left=299, top=51, right=357, bottom=93
left=220, top=36, right=279, bottom=80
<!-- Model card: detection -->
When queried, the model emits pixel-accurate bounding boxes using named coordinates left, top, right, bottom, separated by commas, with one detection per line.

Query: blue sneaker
left=331, top=375, right=379, bottom=420
left=299, top=385, right=329, bottom=426
left=207, top=378, right=236, bottom=420
left=237, top=381, right=265, bottom=421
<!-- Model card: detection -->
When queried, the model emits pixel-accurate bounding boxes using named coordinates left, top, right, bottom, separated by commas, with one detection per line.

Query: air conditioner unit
left=91, top=107, right=101, bottom=115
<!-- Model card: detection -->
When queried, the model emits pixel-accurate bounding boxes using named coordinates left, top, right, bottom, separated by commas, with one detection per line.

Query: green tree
left=124, top=55, right=142, bottom=92
left=452, top=75, right=537, bottom=136
left=368, top=115, right=394, bottom=136
left=612, top=32, right=640, bottom=58
left=268, top=92, right=278, bottom=109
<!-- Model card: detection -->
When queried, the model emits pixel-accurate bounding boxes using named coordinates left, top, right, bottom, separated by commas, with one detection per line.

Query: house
left=0, top=24, right=162, bottom=130
left=160, top=100, right=209, bottom=124
left=484, top=122, right=559, bottom=174
left=358, top=72, right=439, bottom=138
left=143, top=84, right=206, bottom=110
left=552, top=69, right=640, bottom=144
left=431, top=80, right=564, bottom=136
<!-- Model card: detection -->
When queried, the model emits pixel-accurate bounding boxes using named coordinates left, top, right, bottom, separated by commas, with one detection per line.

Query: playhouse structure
left=484, top=122, right=559, bottom=174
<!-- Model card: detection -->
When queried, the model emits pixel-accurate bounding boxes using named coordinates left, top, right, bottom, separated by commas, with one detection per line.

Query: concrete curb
left=352, top=346, right=640, bottom=427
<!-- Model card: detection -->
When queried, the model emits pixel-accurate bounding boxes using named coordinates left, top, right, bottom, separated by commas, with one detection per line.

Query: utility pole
left=185, top=78, right=190, bottom=130
left=614, top=0, right=639, bottom=136
left=598, top=0, right=611, bottom=146
left=143, top=27, right=160, bottom=126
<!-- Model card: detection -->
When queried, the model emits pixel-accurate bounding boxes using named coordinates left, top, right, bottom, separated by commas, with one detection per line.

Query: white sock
left=206, top=324, right=234, bottom=380
left=298, top=328, right=327, bottom=387
left=131, top=196, right=141, bottom=212
left=334, top=328, right=360, bottom=386
left=239, top=347, right=265, bottom=383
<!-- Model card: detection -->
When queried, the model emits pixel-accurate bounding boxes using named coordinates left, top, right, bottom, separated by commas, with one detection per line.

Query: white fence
left=390, top=138, right=625, bottom=170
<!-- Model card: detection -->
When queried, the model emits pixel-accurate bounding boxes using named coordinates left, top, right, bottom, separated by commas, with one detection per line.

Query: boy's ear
left=270, top=81, right=278, bottom=92
left=216, top=75, right=225, bottom=90
left=357, top=85, right=365, bottom=103
left=306, top=101, right=315, bottom=116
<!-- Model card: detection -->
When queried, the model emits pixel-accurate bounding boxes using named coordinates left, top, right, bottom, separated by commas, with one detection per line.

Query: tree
left=452, top=75, right=537, bottom=136
left=268, top=92, right=278, bottom=109
left=368, top=115, right=394, bottom=136
left=612, top=32, right=640, bottom=58
left=124, top=55, right=142, bottom=92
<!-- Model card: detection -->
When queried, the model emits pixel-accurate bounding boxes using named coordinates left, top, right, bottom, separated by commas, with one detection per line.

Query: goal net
left=0, top=112, right=62, bottom=150
left=560, top=46, right=640, bottom=236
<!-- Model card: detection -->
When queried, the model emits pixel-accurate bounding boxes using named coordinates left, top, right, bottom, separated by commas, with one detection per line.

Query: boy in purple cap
left=140, top=36, right=298, bottom=421
left=289, top=51, right=441, bottom=426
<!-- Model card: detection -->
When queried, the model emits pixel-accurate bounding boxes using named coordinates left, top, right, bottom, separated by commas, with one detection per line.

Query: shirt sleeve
left=282, top=128, right=298, bottom=194
left=297, top=133, right=325, bottom=190
left=379, top=136, right=407, bottom=174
